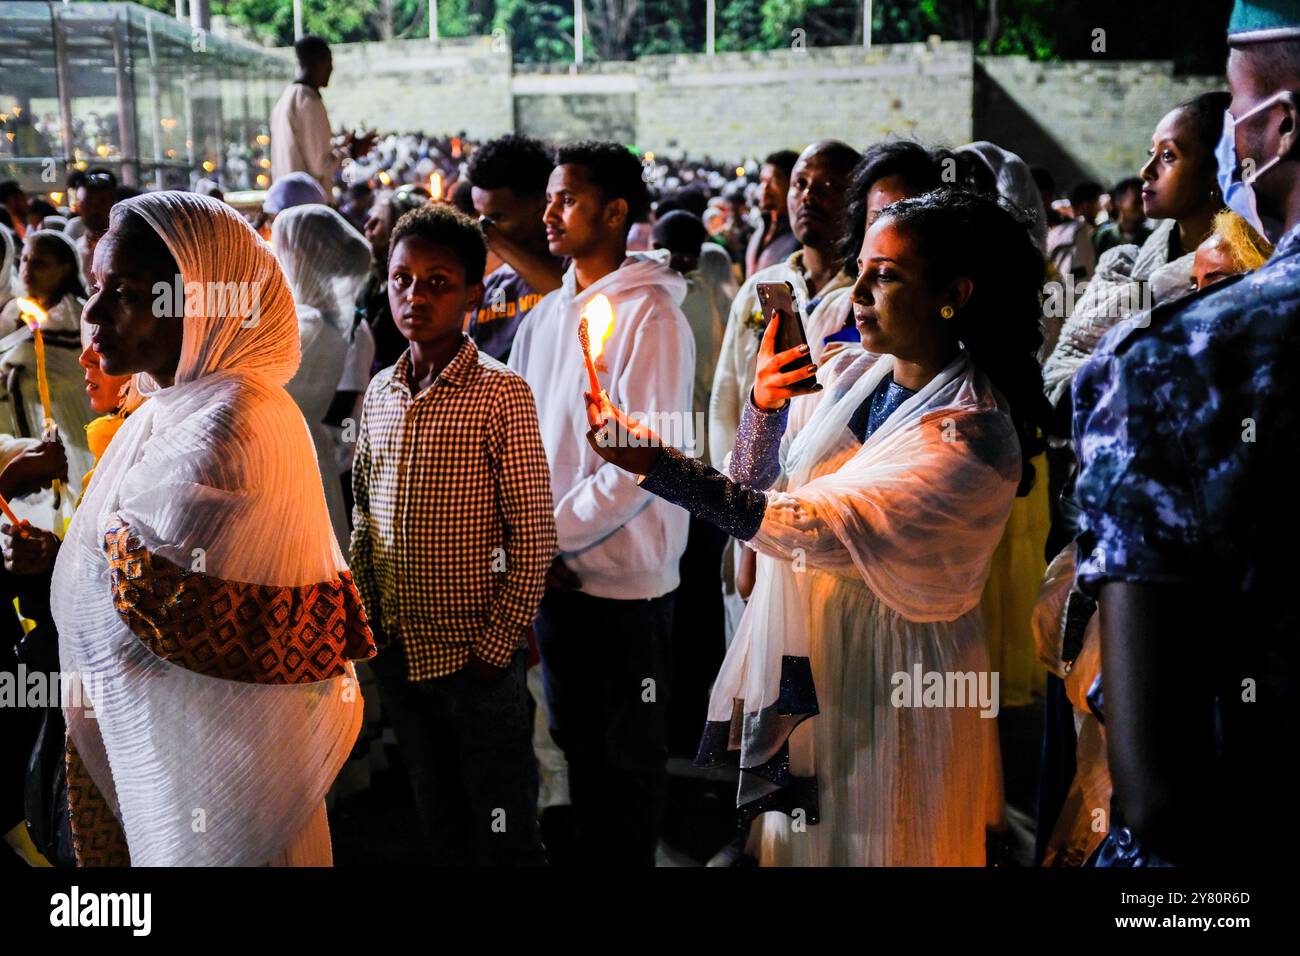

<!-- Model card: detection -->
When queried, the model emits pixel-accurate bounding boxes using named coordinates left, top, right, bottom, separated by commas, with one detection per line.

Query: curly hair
left=389, top=203, right=487, bottom=286
left=1174, top=90, right=1233, bottom=155
left=842, top=140, right=948, bottom=273
left=878, top=188, right=1052, bottom=495
left=466, top=133, right=554, bottom=197
left=554, top=140, right=651, bottom=227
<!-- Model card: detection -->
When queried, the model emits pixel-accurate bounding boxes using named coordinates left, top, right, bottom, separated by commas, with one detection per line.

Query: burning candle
left=431, top=171, right=443, bottom=200
left=16, top=298, right=53, bottom=429
left=15, top=296, right=66, bottom=517
left=578, top=293, right=615, bottom=399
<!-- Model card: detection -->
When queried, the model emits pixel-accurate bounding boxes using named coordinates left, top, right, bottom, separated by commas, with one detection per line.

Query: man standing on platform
left=270, top=35, right=374, bottom=198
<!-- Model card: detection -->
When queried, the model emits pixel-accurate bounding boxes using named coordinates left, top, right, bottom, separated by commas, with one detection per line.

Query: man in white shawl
left=51, top=192, right=375, bottom=866
left=273, top=204, right=372, bottom=555
left=586, top=189, right=1051, bottom=866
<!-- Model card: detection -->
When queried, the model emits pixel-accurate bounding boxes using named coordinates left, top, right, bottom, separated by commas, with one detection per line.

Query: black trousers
left=668, top=516, right=727, bottom=754
left=371, top=646, right=545, bottom=866
left=534, top=589, right=675, bottom=867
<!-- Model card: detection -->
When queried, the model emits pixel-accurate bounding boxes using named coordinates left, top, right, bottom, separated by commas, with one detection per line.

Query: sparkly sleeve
left=728, top=390, right=789, bottom=490
left=639, top=446, right=768, bottom=541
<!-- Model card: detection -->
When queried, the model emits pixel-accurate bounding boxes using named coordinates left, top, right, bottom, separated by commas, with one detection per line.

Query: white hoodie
left=509, top=255, right=695, bottom=600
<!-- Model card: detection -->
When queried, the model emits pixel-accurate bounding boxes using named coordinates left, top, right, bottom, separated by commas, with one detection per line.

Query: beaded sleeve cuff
left=640, top=446, right=768, bottom=541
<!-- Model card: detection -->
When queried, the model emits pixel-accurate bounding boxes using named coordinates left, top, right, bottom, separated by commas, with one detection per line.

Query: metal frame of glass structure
left=0, top=1, right=291, bottom=195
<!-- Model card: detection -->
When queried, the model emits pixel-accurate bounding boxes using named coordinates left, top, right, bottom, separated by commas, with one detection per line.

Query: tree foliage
left=79, top=0, right=1230, bottom=71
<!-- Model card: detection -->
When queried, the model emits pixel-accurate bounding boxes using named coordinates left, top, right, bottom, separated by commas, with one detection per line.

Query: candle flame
left=581, top=294, right=615, bottom=361
left=16, top=297, right=47, bottom=327
left=431, top=171, right=443, bottom=200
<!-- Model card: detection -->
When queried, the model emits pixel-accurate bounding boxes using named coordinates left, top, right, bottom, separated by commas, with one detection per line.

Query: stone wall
left=317, top=36, right=1224, bottom=185
left=505, top=41, right=974, bottom=157
left=975, top=56, right=1224, bottom=187
left=322, top=36, right=513, bottom=138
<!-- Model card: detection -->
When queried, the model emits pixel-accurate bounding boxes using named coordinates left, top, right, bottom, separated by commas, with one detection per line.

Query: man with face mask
left=1071, top=0, right=1300, bottom=866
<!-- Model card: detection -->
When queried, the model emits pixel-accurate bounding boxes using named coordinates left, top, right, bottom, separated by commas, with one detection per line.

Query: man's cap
left=1229, top=0, right=1300, bottom=45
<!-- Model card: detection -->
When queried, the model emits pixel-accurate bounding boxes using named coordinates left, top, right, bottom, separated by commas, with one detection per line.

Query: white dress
left=272, top=204, right=372, bottom=558
left=51, top=192, right=371, bottom=867
left=710, top=348, right=1019, bottom=866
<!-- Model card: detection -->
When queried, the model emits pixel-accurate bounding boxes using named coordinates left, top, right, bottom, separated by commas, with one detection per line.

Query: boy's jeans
left=371, top=644, right=545, bottom=866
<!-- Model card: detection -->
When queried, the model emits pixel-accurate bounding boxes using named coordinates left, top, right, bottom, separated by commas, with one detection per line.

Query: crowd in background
left=0, top=10, right=1295, bottom=870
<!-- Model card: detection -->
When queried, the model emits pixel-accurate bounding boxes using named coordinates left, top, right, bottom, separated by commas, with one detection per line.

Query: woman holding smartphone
left=585, top=188, right=1051, bottom=865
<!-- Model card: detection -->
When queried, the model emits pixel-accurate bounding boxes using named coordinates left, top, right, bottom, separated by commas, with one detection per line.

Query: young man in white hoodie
left=508, top=141, right=695, bottom=866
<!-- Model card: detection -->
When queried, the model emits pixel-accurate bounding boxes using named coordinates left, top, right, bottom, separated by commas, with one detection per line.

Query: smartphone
left=756, top=280, right=816, bottom=392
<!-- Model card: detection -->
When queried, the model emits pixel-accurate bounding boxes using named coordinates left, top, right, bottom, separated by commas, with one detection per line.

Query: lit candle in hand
left=578, top=293, right=615, bottom=399
left=16, top=296, right=66, bottom=518
left=16, top=297, right=53, bottom=430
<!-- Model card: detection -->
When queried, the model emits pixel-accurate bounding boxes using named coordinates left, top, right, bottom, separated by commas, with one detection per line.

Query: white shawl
left=51, top=192, right=367, bottom=866
left=708, top=347, right=1020, bottom=808
left=274, top=204, right=371, bottom=553
left=1041, top=220, right=1194, bottom=406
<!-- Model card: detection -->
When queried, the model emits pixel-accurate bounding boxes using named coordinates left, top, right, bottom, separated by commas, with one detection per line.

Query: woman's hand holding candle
left=1, top=521, right=60, bottom=576
left=584, top=390, right=666, bottom=476
left=0, top=439, right=68, bottom=499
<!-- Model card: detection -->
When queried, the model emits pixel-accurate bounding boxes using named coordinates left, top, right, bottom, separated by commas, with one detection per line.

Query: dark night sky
left=1041, top=0, right=1234, bottom=73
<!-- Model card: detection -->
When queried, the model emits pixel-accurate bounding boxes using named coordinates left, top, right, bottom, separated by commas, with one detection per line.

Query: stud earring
left=940, top=305, right=955, bottom=319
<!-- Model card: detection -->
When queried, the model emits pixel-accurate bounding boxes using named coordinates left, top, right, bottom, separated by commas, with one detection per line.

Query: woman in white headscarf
left=50, top=192, right=374, bottom=866
left=273, top=204, right=371, bottom=554
left=586, top=190, right=1051, bottom=865
left=955, top=141, right=1049, bottom=253
left=0, top=229, right=93, bottom=525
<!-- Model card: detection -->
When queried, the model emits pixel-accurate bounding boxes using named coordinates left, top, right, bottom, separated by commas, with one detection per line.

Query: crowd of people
left=0, top=0, right=1296, bottom=868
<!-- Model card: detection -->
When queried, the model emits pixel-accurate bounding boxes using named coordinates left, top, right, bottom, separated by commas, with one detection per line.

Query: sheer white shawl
left=273, top=204, right=371, bottom=553
left=709, top=347, right=1021, bottom=813
left=51, top=192, right=365, bottom=866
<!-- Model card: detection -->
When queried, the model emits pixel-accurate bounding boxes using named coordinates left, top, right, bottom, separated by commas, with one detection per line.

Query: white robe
left=51, top=192, right=368, bottom=866
left=715, top=347, right=1019, bottom=865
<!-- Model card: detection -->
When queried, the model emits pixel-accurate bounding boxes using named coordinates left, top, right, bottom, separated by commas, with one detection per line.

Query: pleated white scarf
left=51, top=192, right=366, bottom=865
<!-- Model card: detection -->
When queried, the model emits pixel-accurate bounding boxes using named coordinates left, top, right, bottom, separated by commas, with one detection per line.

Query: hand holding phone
left=753, top=281, right=819, bottom=410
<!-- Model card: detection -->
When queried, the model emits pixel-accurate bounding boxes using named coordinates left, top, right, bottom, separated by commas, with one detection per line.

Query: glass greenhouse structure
left=0, top=1, right=291, bottom=194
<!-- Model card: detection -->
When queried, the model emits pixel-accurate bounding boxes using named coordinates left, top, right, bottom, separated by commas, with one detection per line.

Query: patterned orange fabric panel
left=66, top=736, right=130, bottom=867
left=105, top=523, right=376, bottom=685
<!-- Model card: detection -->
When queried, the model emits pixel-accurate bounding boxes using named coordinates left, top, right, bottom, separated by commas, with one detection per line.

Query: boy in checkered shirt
left=350, top=204, right=556, bottom=865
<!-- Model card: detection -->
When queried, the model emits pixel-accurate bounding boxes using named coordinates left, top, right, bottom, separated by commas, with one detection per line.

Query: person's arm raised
left=480, top=219, right=563, bottom=295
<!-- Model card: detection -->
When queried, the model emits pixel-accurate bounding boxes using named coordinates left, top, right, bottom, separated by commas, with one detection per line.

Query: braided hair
left=878, top=188, right=1052, bottom=495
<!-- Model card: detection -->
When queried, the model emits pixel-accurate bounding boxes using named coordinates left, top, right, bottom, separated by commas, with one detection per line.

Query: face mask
left=1216, top=92, right=1289, bottom=236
